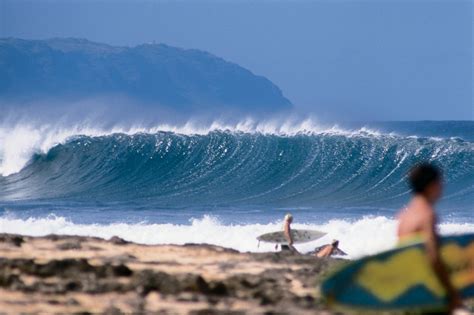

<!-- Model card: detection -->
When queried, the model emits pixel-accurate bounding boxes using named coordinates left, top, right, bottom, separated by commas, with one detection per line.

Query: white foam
left=1, top=214, right=473, bottom=259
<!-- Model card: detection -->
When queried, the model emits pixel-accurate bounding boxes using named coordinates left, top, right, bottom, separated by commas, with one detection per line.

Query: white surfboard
left=257, top=229, right=326, bottom=244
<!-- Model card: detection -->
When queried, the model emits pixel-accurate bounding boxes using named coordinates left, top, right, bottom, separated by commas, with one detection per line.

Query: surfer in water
left=282, top=213, right=299, bottom=253
left=397, top=163, right=464, bottom=314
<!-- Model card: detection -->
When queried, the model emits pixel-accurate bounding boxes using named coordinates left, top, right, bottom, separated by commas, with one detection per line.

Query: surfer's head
left=331, top=240, right=339, bottom=247
left=284, top=213, right=293, bottom=223
left=408, top=163, right=443, bottom=202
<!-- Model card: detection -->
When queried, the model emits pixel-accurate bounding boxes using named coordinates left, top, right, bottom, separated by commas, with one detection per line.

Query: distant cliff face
left=0, top=38, right=292, bottom=113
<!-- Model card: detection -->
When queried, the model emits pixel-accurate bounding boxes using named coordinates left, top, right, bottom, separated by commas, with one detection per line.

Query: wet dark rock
left=43, top=234, right=101, bottom=243
left=131, top=271, right=223, bottom=297
left=64, top=281, right=81, bottom=291
left=112, top=264, right=133, bottom=277
left=28, top=259, right=95, bottom=278
left=217, top=262, right=237, bottom=272
left=179, top=274, right=210, bottom=294
left=104, top=306, right=124, bottom=315
left=109, top=236, right=128, bottom=245
left=0, top=234, right=345, bottom=314
left=239, top=277, right=260, bottom=289
left=57, top=240, right=82, bottom=250
left=176, top=293, right=200, bottom=302
left=133, top=270, right=182, bottom=295
left=190, top=310, right=245, bottom=315
left=104, top=254, right=137, bottom=264
left=183, top=243, right=239, bottom=254
left=87, top=245, right=103, bottom=251
left=0, top=273, right=23, bottom=288
left=66, top=298, right=80, bottom=306
left=43, top=234, right=62, bottom=241
left=0, top=257, right=133, bottom=295
left=208, top=281, right=228, bottom=296
left=0, top=234, right=24, bottom=247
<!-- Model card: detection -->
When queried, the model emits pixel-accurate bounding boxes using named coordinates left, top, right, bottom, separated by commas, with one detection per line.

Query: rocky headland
left=0, top=38, right=292, bottom=115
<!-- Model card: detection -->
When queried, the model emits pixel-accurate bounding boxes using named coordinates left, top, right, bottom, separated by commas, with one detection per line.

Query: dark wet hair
left=408, top=163, right=442, bottom=193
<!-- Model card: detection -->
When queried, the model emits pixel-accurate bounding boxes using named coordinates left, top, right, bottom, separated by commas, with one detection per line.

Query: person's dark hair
left=408, top=163, right=442, bottom=194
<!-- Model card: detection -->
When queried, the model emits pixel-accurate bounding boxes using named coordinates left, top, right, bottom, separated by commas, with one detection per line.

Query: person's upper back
left=398, top=196, right=436, bottom=240
left=398, top=163, right=442, bottom=240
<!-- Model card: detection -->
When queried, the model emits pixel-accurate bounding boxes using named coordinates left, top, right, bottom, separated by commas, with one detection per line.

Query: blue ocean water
left=0, top=120, right=472, bottom=257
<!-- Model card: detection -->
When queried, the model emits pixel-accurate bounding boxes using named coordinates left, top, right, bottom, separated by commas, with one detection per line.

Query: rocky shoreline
left=0, top=234, right=344, bottom=314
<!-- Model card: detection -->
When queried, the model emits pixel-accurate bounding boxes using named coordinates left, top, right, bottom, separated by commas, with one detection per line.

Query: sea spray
left=1, top=214, right=473, bottom=259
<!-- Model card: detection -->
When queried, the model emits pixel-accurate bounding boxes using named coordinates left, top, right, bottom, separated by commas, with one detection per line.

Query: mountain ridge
left=0, top=38, right=292, bottom=114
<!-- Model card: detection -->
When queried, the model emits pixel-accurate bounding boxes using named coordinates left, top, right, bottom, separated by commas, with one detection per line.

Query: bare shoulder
left=397, top=206, right=410, bottom=221
left=409, top=198, right=435, bottom=218
left=420, top=205, right=436, bottom=220
left=396, top=207, right=405, bottom=219
left=418, top=206, right=437, bottom=234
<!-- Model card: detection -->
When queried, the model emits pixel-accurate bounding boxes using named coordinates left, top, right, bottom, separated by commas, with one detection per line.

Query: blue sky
left=0, top=0, right=472, bottom=120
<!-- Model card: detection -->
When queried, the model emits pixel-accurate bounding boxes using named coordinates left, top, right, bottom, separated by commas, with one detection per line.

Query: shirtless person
left=282, top=214, right=299, bottom=253
left=316, top=240, right=346, bottom=258
left=398, top=163, right=463, bottom=313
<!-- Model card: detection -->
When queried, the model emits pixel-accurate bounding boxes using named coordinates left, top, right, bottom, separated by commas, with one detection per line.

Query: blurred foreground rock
left=0, top=234, right=342, bottom=314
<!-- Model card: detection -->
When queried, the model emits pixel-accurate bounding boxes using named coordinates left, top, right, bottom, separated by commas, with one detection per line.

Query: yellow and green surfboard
left=321, top=233, right=474, bottom=311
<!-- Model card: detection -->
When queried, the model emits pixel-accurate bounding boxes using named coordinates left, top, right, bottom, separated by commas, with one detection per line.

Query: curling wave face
left=0, top=121, right=472, bottom=210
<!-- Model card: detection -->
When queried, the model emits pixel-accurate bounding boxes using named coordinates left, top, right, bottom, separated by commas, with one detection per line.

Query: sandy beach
left=0, top=233, right=346, bottom=314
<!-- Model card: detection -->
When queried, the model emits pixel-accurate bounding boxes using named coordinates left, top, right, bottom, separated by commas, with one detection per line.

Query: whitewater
left=1, top=214, right=474, bottom=259
left=0, top=119, right=473, bottom=258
